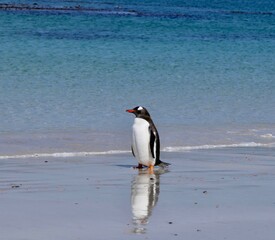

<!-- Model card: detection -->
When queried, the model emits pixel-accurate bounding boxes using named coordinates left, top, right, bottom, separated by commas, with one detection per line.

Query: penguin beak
left=126, top=109, right=135, bottom=113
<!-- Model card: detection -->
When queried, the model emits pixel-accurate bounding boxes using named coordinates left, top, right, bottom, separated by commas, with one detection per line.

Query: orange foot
left=148, top=165, right=154, bottom=174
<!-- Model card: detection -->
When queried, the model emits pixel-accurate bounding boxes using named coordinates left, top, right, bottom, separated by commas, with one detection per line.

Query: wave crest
left=163, top=142, right=275, bottom=152
left=0, top=150, right=130, bottom=160
left=1, top=142, right=274, bottom=159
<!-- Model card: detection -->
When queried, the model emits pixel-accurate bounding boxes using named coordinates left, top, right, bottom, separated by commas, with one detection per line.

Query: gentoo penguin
left=126, top=106, right=170, bottom=171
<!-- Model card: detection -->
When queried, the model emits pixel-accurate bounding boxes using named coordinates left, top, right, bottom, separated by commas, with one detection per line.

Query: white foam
left=162, top=142, right=275, bottom=152
left=0, top=150, right=130, bottom=160
left=1, top=142, right=274, bottom=159
left=260, top=133, right=275, bottom=139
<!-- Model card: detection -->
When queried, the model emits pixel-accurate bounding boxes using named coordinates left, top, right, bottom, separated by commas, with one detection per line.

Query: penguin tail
left=155, top=159, right=170, bottom=168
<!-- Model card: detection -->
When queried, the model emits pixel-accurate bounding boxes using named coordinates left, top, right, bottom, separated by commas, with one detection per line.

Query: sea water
left=0, top=0, right=275, bottom=157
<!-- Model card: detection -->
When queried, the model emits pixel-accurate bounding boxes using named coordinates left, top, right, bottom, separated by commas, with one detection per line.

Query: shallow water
left=1, top=0, right=275, bottom=156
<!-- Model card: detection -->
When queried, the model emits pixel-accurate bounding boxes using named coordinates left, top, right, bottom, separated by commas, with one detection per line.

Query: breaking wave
left=0, top=150, right=131, bottom=160
left=163, top=142, right=275, bottom=152
left=1, top=142, right=274, bottom=159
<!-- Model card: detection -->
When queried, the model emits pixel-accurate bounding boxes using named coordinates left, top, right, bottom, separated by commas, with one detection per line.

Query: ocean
left=1, top=0, right=275, bottom=157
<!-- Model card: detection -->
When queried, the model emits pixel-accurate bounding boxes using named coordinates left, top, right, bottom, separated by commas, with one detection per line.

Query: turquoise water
left=1, top=0, right=275, bottom=156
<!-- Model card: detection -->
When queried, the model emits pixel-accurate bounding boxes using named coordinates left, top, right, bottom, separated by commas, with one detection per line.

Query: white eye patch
left=137, top=106, right=143, bottom=111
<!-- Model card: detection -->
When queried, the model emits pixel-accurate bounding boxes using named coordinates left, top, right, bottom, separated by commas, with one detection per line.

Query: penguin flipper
left=131, top=145, right=135, bottom=157
left=149, top=128, right=156, bottom=159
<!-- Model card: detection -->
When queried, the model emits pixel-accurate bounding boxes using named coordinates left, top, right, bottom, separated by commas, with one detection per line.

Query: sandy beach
left=1, top=147, right=275, bottom=240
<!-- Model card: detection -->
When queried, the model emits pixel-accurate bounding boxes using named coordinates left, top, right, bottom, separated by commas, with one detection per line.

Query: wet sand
left=1, top=148, right=275, bottom=240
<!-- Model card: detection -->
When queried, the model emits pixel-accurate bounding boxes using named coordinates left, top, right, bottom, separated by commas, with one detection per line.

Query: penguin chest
left=132, top=118, right=155, bottom=166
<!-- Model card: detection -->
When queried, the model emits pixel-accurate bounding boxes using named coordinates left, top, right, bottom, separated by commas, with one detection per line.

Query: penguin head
left=126, top=106, right=151, bottom=117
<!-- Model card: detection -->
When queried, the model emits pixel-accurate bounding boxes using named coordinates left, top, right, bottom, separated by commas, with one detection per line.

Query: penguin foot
left=133, top=164, right=144, bottom=169
left=148, top=165, right=154, bottom=174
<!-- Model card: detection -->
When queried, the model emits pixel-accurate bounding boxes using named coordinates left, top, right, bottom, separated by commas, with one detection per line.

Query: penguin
left=126, top=106, right=170, bottom=171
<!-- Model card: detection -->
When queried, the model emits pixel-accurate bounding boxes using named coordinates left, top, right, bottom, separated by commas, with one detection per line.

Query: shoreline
left=0, top=143, right=275, bottom=160
left=1, top=123, right=275, bottom=157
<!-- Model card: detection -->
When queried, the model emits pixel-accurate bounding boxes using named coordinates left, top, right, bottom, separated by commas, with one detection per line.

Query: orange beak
left=126, top=109, right=135, bottom=113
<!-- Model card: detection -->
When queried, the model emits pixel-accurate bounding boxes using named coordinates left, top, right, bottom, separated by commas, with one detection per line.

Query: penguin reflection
left=131, top=169, right=165, bottom=234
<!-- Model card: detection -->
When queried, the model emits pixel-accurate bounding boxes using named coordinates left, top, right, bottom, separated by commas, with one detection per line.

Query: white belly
left=132, top=118, right=155, bottom=166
